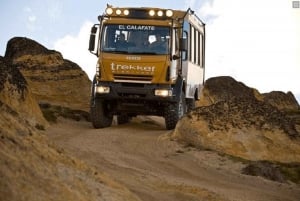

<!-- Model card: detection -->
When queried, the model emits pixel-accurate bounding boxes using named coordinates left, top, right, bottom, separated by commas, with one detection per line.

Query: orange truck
left=89, top=5, right=205, bottom=129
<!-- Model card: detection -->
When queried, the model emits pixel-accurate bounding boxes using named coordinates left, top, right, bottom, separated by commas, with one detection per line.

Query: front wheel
left=164, top=92, right=186, bottom=130
left=90, top=99, right=113, bottom=129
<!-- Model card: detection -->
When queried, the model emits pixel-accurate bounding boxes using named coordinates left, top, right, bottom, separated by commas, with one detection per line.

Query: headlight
left=149, top=10, right=155, bottom=16
left=116, top=9, right=122, bottom=15
left=166, top=10, right=173, bottom=17
left=157, top=10, right=163, bottom=17
left=105, top=8, right=113, bottom=15
left=155, top=89, right=172, bottom=97
left=96, top=86, right=110, bottom=94
left=123, top=9, right=129, bottom=15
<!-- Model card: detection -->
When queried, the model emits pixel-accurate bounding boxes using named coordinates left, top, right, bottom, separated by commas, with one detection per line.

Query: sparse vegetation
left=39, top=103, right=90, bottom=123
left=35, top=124, right=45, bottom=130
left=242, top=161, right=300, bottom=184
left=278, top=162, right=300, bottom=184
left=285, top=109, right=300, bottom=125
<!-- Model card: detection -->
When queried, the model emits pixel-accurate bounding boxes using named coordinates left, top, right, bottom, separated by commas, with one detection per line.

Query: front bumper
left=94, top=81, right=176, bottom=102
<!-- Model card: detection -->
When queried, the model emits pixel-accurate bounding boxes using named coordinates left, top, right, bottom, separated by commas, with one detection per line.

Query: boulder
left=0, top=56, right=48, bottom=129
left=263, top=91, right=299, bottom=111
left=174, top=76, right=300, bottom=163
left=197, top=76, right=263, bottom=107
left=4, top=37, right=91, bottom=111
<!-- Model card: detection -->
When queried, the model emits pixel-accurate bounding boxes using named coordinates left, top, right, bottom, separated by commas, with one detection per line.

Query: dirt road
left=46, top=117, right=300, bottom=201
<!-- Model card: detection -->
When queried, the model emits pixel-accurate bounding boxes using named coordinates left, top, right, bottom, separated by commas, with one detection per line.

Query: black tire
left=117, top=114, right=130, bottom=125
left=186, top=98, right=195, bottom=113
left=164, top=91, right=186, bottom=130
left=90, top=99, right=113, bottom=128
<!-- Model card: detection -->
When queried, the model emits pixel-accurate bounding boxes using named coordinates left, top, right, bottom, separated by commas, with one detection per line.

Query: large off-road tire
left=164, top=92, right=186, bottom=130
left=117, top=114, right=131, bottom=125
left=90, top=100, right=113, bottom=129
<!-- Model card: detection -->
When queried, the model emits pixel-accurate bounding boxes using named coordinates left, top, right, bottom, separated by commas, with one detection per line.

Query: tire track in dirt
left=46, top=117, right=300, bottom=201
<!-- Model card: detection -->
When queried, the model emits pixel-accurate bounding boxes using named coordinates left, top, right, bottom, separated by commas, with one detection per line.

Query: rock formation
left=4, top=37, right=91, bottom=111
left=0, top=56, right=47, bottom=129
left=197, top=76, right=300, bottom=111
left=0, top=51, right=139, bottom=201
left=197, top=76, right=263, bottom=107
left=173, top=76, right=300, bottom=163
left=262, top=91, right=300, bottom=111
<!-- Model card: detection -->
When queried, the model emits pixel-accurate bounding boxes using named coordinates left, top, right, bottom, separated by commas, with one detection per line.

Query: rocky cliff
left=4, top=37, right=91, bottom=111
left=173, top=76, right=300, bottom=163
left=0, top=56, right=47, bottom=129
left=0, top=53, right=139, bottom=201
left=263, top=91, right=300, bottom=111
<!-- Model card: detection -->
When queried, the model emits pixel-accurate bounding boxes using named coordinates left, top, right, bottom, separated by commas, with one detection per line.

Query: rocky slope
left=173, top=76, right=300, bottom=163
left=0, top=48, right=139, bottom=201
left=263, top=91, right=300, bottom=111
left=4, top=37, right=91, bottom=111
left=0, top=56, right=47, bottom=129
left=1, top=36, right=300, bottom=200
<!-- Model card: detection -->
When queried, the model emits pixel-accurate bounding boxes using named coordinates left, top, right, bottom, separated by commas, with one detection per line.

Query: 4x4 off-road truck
left=88, top=5, right=205, bottom=129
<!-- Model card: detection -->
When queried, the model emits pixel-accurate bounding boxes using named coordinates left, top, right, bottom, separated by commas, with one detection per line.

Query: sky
left=0, top=0, right=299, bottom=103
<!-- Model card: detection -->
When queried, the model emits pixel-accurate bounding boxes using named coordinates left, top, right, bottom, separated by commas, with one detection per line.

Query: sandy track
left=46, top=117, right=300, bottom=201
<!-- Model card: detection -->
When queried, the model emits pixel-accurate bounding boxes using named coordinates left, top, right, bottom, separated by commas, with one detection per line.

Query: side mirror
left=91, top=26, right=97, bottom=34
left=88, top=26, right=98, bottom=52
left=88, top=35, right=96, bottom=52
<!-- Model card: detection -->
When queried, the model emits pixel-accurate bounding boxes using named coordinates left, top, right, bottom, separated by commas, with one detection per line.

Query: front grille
left=113, top=74, right=152, bottom=83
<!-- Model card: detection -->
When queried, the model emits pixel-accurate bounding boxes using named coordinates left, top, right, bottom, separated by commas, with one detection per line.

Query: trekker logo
left=110, top=63, right=155, bottom=74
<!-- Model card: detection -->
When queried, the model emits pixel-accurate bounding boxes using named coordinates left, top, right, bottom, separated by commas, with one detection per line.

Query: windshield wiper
left=128, top=51, right=158, bottom=55
left=103, top=50, right=165, bottom=55
left=104, top=50, right=129, bottom=54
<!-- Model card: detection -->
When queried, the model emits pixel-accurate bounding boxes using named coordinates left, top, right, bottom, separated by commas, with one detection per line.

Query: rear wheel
left=164, top=91, right=186, bottom=130
left=90, top=99, right=113, bottom=128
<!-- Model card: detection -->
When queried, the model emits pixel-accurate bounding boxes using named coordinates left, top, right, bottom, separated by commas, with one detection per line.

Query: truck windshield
left=101, top=24, right=170, bottom=55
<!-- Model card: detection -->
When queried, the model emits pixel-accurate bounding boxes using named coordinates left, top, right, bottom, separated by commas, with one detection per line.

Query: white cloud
left=47, top=0, right=63, bottom=21
left=28, top=15, right=36, bottom=23
left=185, top=0, right=196, bottom=8
left=202, top=0, right=300, bottom=100
left=23, top=6, right=37, bottom=31
left=53, top=21, right=97, bottom=81
left=23, top=6, right=32, bottom=13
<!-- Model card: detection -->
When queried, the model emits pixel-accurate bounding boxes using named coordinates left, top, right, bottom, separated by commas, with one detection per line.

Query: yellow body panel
left=99, top=53, right=171, bottom=84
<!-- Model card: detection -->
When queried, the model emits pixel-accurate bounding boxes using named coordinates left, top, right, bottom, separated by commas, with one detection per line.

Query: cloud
left=23, top=6, right=37, bottom=31
left=200, top=0, right=300, bottom=99
left=28, top=15, right=36, bottom=23
left=23, top=6, right=32, bottom=13
left=53, top=21, right=97, bottom=81
left=47, top=0, right=63, bottom=21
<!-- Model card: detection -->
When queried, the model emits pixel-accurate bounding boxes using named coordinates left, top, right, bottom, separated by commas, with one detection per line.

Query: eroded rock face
left=4, top=37, right=55, bottom=61
left=1, top=46, right=140, bottom=201
left=5, top=37, right=91, bottom=111
left=197, top=76, right=263, bottom=106
left=0, top=56, right=48, bottom=129
left=174, top=76, right=300, bottom=163
left=263, top=91, right=300, bottom=111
